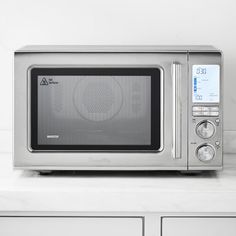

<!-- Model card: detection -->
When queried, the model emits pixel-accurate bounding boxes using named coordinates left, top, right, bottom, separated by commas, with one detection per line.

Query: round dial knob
left=196, top=121, right=215, bottom=139
left=196, top=144, right=215, bottom=162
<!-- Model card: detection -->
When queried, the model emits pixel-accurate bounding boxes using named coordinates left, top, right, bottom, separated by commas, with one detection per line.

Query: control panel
left=189, top=64, right=222, bottom=167
left=191, top=112, right=221, bottom=163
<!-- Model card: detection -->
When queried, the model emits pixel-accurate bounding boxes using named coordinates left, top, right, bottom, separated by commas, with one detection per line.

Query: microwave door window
left=30, top=68, right=161, bottom=151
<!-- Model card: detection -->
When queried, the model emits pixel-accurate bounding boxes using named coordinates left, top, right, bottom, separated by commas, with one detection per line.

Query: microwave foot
left=39, top=170, right=53, bottom=175
left=180, top=170, right=202, bottom=175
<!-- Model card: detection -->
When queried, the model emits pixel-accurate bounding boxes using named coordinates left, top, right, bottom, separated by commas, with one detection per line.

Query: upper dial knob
left=196, top=144, right=215, bottom=162
left=196, top=120, right=215, bottom=139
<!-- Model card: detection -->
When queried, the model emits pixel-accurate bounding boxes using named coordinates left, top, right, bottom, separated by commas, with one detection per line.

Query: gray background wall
left=0, top=0, right=235, bottom=152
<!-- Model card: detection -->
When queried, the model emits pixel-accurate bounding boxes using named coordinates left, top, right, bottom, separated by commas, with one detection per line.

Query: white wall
left=0, top=0, right=236, bottom=150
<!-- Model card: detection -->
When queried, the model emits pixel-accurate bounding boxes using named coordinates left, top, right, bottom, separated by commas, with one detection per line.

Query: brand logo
left=40, top=77, right=49, bottom=86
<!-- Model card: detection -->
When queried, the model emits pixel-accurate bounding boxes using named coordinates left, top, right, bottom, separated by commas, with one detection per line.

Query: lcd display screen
left=192, top=65, right=220, bottom=103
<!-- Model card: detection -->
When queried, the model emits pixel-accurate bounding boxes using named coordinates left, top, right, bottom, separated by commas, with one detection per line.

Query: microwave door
left=14, top=50, right=192, bottom=170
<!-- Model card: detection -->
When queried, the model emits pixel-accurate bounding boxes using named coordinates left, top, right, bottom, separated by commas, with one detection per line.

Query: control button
left=196, top=120, right=215, bottom=139
left=193, top=111, right=219, bottom=117
left=210, top=107, right=219, bottom=112
left=196, top=144, right=215, bottom=162
left=215, top=141, right=220, bottom=146
left=203, top=111, right=210, bottom=116
left=193, top=111, right=203, bottom=116
left=192, top=106, right=202, bottom=112
left=210, top=111, right=219, bottom=116
left=202, top=107, right=211, bottom=112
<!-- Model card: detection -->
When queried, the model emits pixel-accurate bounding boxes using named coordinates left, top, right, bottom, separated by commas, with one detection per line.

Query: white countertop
left=0, top=149, right=236, bottom=213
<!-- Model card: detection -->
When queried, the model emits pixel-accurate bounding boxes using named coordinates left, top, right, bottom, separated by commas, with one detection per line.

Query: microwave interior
left=30, top=67, right=161, bottom=152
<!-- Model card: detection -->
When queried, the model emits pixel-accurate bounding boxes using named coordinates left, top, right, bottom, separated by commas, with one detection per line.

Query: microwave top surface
left=15, top=45, right=221, bottom=54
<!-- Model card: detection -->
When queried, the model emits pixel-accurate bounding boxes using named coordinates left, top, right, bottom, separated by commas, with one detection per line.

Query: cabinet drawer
left=162, top=217, right=236, bottom=236
left=0, top=217, right=143, bottom=236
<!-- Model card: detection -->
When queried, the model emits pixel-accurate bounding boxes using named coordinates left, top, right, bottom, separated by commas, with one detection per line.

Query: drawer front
left=162, top=217, right=236, bottom=236
left=0, top=217, right=143, bottom=236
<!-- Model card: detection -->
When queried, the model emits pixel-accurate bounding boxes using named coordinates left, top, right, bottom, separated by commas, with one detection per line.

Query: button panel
left=190, top=103, right=221, bottom=166
left=192, top=106, right=219, bottom=117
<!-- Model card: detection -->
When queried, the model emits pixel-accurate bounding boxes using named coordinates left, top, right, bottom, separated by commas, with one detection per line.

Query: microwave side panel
left=14, top=50, right=188, bottom=170
left=187, top=51, right=223, bottom=170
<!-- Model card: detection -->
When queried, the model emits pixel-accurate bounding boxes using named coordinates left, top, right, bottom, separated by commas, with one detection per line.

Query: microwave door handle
left=172, top=62, right=182, bottom=159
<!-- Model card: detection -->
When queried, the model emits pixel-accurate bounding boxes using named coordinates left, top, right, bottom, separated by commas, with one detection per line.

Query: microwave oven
left=14, top=45, right=223, bottom=172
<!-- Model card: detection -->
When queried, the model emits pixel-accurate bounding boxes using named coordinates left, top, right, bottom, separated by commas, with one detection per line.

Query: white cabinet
left=162, top=217, right=236, bottom=236
left=0, top=217, right=143, bottom=236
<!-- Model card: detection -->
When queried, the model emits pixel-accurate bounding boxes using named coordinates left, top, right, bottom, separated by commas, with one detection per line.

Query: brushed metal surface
left=188, top=53, right=223, bottom=169
left=15, top=45, right=220, bottom=53
left=14, top=46, right=222, bottom=170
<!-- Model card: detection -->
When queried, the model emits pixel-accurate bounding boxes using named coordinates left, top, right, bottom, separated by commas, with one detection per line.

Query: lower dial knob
left=196, top=144, right=215, bottom=162
left=196, top=120, right=215, bottom=139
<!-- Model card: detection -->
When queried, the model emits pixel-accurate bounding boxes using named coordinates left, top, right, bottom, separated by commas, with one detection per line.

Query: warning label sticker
left=40, top=77, right=49, bottom=85
left=39, top=76, right=59, bottom=86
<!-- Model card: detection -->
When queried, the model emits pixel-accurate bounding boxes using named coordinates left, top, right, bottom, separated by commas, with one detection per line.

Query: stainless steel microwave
left=14, top=45, right=223, bottom=172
